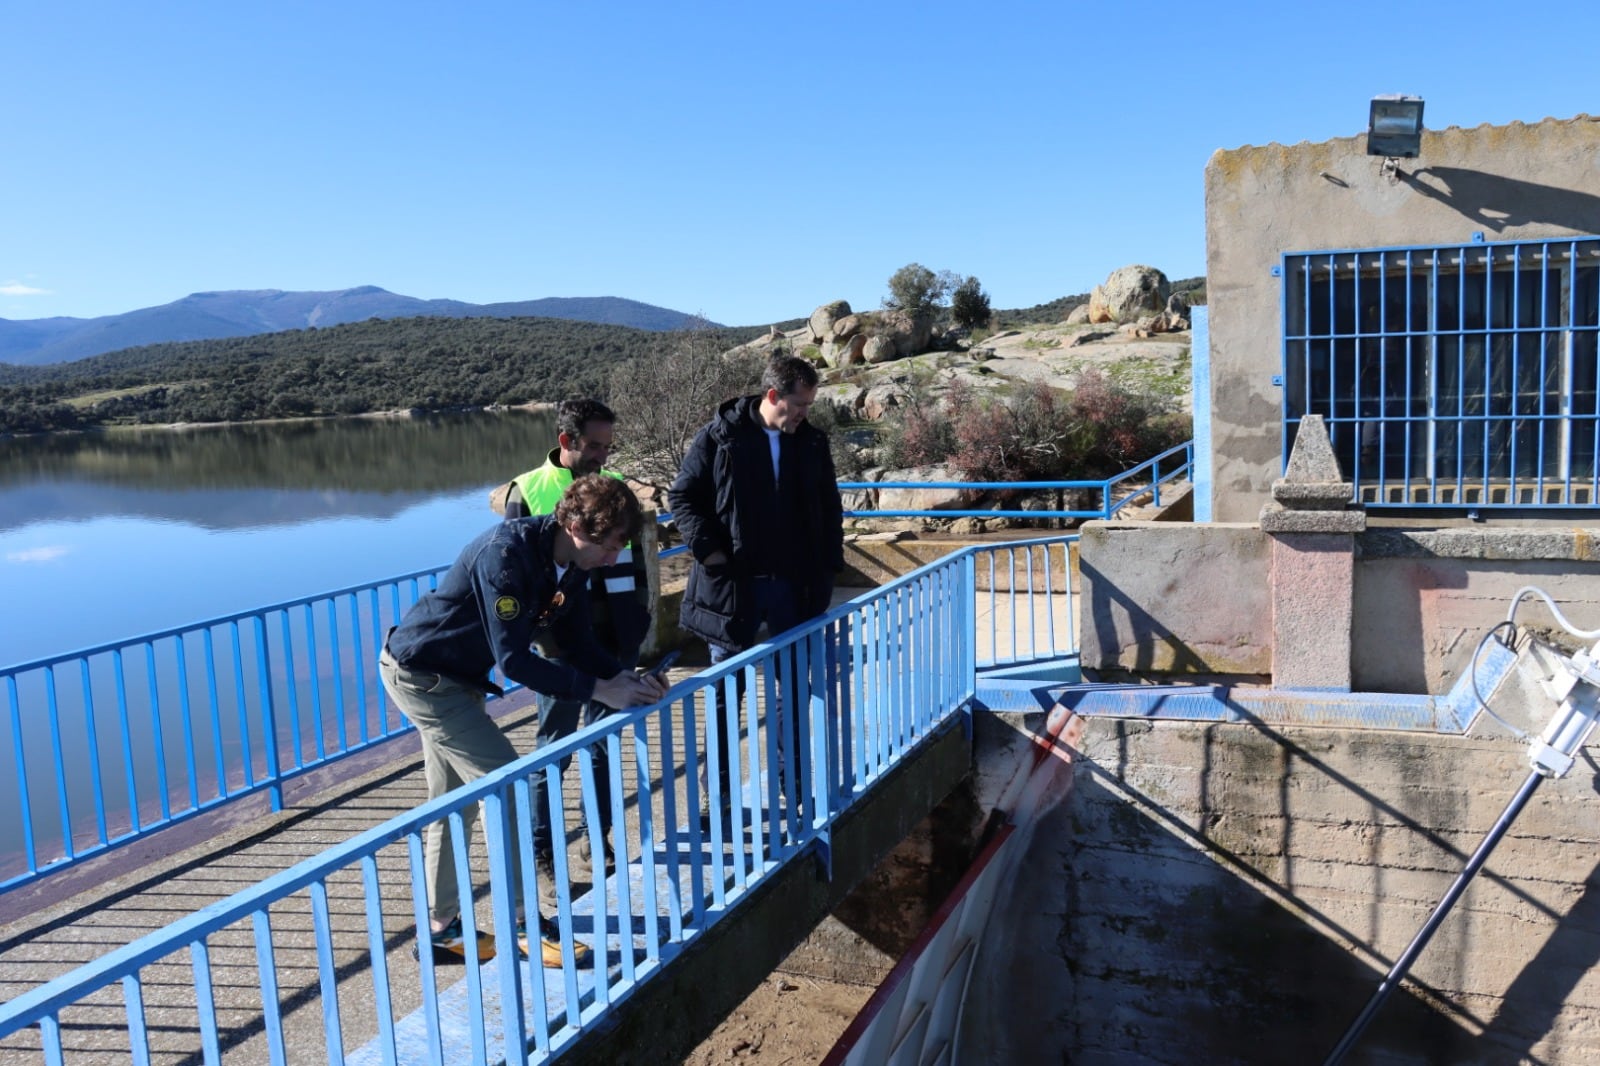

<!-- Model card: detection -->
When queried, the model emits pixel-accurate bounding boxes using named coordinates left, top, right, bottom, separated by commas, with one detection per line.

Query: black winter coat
left=668, top=395, right=844, bottom=650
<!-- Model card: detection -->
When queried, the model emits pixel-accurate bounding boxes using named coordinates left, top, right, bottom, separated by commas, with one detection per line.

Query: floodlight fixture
left=1367, top=94, right=1425, bottom=158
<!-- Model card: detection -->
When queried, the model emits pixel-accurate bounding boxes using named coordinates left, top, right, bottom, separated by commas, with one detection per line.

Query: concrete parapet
left=1079, top=520, right=1271, bottom=676
left=1078, top=517, right=1600, bottom=694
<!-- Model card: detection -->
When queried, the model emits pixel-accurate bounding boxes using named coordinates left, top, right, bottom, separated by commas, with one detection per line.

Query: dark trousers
left=531, top=643, right=638, bottom=858
left=706, top=576, right=806, bottom=813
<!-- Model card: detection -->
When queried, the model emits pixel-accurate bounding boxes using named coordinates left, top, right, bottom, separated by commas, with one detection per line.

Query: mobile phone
left=647, top=649, right=681, bottom=678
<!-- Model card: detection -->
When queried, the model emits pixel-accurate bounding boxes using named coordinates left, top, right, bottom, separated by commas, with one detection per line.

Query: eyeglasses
left=533, top=589, right=566, bottom=628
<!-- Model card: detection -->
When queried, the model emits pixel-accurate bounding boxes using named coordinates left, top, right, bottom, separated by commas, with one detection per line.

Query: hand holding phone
left=646, top=649, right=681, bottom=679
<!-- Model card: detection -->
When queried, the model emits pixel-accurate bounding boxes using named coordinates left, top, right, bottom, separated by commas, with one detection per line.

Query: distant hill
left=0, top=315, right=776, bottom=433
left=0, top=287, right=711, bottom=366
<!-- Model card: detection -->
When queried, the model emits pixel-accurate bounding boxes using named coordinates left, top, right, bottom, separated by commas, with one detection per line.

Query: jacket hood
left=712, top=394, right=763, bottom=432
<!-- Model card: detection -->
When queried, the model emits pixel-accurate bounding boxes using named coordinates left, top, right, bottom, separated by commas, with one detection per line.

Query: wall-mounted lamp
left=1367, top=94, right=1425, bottom=158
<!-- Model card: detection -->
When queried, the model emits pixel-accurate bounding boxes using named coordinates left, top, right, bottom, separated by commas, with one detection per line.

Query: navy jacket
left=668, top=395, right=844, bottom=649
left=386, top=516, right=622, bottom=701
left=501, top=450, right=652, bottom=664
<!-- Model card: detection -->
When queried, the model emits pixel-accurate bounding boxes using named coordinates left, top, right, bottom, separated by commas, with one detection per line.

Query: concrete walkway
left=0, top=687, right=627, bottom=1065
left=0, top=567, right=1072, bottom=1065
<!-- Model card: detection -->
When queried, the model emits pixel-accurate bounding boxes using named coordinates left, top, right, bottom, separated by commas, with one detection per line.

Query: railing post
left=252, top=616, right=283, bottom=812
left=962, top=550, right=978, bottom=698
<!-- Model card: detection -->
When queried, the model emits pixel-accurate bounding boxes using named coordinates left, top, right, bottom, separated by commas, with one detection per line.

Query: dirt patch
left=685, top=968, right=873, bottom=1065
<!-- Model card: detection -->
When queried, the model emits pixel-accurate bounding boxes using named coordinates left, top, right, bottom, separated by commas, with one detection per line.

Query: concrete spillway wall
left=957, top=711, right=1600, bottom=1064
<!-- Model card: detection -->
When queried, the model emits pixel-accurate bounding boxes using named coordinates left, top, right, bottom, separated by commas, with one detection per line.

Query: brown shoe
left=518, top=916, right=593, bottom=968
left=412, top=914, right=495, bottom=964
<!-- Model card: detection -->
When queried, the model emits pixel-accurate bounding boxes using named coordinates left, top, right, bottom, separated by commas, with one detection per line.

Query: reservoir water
left=0, top=409, right=559, bottom=668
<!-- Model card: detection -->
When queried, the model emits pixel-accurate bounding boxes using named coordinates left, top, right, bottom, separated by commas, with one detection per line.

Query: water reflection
left=0, top=408, right=557, bottom=531
left=1, top=409, right=557, bottom=666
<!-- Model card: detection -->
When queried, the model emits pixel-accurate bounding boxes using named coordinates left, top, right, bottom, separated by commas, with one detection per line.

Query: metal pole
left=1324, top=768, right=1546, bottom=1065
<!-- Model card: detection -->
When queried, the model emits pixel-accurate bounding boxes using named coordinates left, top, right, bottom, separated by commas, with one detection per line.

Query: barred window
left=1283, top=237, right=1600, bottom=507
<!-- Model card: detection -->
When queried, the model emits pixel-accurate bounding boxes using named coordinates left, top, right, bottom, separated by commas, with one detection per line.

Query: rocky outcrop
left=837, top=334, right=868, bottom=366
left=871, top=464, right=972, bottom=512
left=832, top=314, right=863, bottom=342
left=809, top=300, right=852, bottom=344
left=861, top=381, right=909, bottom=418
left=1088, top=266, right=1171, bottom=324
left=874, top=309, right=936, bottom=358
left=863, top=335, right=898, bottom=365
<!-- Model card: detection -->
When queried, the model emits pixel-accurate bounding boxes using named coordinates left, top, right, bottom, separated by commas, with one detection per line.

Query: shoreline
left=2, top=401, right=556, bottom=440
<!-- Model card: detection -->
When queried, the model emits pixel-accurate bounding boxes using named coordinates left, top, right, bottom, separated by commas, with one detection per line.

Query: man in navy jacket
left=381, top=475, right=665, bottom=967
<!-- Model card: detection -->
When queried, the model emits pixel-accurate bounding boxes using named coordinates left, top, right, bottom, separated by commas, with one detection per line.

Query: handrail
left=1, top=449, right=1136, bottom=898
left=652, top=440, right=1192, bottom=545
left=0, top=565, right=450, bottom=893
left=0, top=537, right=1080, bottom=1064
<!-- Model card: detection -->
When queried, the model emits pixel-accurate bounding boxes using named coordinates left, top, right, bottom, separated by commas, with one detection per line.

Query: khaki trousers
left=378, top=649, right=524, bottom=925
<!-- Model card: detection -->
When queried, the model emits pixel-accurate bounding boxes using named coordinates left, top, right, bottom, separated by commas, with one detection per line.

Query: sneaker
left=411, top=914, right=494, bottom=964
left=518, top=915, right=593, bottom=968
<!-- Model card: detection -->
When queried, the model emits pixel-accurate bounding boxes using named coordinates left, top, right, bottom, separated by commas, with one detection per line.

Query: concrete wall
left=1355, top=529, right=1600, bottom=694
left=1205, top=114, right=1600, bottom=523
left=965, top=712, right=1600, bottom=1064
left=1080, top=520, right=1600, bottom=693
left=1078, top=520, right=1273, bottom=677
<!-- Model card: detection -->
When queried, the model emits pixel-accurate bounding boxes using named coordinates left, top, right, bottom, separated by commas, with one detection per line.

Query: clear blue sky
left=2, top=1, right=1596, bottom=328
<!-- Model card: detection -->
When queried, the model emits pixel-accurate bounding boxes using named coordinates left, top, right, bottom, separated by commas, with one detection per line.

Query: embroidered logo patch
left=494, top=596, right=521, bottom=621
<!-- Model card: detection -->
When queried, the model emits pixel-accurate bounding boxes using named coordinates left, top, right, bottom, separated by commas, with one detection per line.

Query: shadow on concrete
left=1080, top=555, right=1213, bottom=676
left=1042, top=748, right=1472, bottom=1061
left=994, top=704, right=1590, bottom=1063
left=1476, top=763, right=1600, bottom=1059
left=1399, top=167, right=1600, bottom=235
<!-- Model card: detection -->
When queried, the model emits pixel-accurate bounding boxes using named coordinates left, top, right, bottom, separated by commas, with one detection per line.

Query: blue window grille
left=1282, top=236, right=1600, bottom=507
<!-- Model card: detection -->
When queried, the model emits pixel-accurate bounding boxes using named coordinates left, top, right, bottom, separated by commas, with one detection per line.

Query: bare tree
left=607, top=316, right=766, bottom=493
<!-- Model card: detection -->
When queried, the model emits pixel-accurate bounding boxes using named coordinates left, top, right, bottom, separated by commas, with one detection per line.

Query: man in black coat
left=668, top=353, right=844, bottom=813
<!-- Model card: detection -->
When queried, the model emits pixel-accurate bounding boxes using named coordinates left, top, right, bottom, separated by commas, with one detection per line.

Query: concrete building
left=995, top=112, right=1600, bottom=1063
left=1085, top=113, right=1600, bottom=695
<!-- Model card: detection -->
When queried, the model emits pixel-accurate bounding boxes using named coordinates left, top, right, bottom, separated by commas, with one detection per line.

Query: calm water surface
left=0, top=410, right=558, bottom=667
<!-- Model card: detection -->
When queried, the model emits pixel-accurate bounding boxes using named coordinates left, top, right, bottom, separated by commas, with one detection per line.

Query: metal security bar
left=0, top=541, right=1002, bottom=1065
left=1283, top=236, right=1600, bottom=508
left=0, top=566, right=448, bottom=893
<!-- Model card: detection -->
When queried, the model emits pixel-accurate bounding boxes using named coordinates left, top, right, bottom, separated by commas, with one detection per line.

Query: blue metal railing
left=0, top=566, right=448, bottom=893
left=837, top=441, right=1193, bottom=521
left=656, top=442, right=1192, bottom=557
left=0, top=537, right=1077, bottom=1064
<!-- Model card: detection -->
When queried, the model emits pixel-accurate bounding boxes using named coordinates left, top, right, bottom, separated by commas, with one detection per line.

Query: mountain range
left=0, top=287, right=710, bottom=366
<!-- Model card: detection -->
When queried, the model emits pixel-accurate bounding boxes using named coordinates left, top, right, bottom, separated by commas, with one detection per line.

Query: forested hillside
left=0, top=276, right=1204, bottom=435
left=0, top=316, right=782, bottom=433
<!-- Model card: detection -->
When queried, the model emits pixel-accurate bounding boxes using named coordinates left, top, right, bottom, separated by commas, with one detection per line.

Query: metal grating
left=1282, top=236, right=1600, bottom=509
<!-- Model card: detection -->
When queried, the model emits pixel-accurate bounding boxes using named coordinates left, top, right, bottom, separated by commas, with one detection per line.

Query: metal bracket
left=1271, top=374, right=1285, bottom=387
left=1270, top=265, right=1282, bottom=277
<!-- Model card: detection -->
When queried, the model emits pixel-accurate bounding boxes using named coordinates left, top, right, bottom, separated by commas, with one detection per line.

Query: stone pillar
left=1259, top=416, right=1365, bottom=690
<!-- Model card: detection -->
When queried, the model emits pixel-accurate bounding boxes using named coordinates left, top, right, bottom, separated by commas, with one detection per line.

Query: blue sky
left=2, top=1, right=1596, bottom=328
